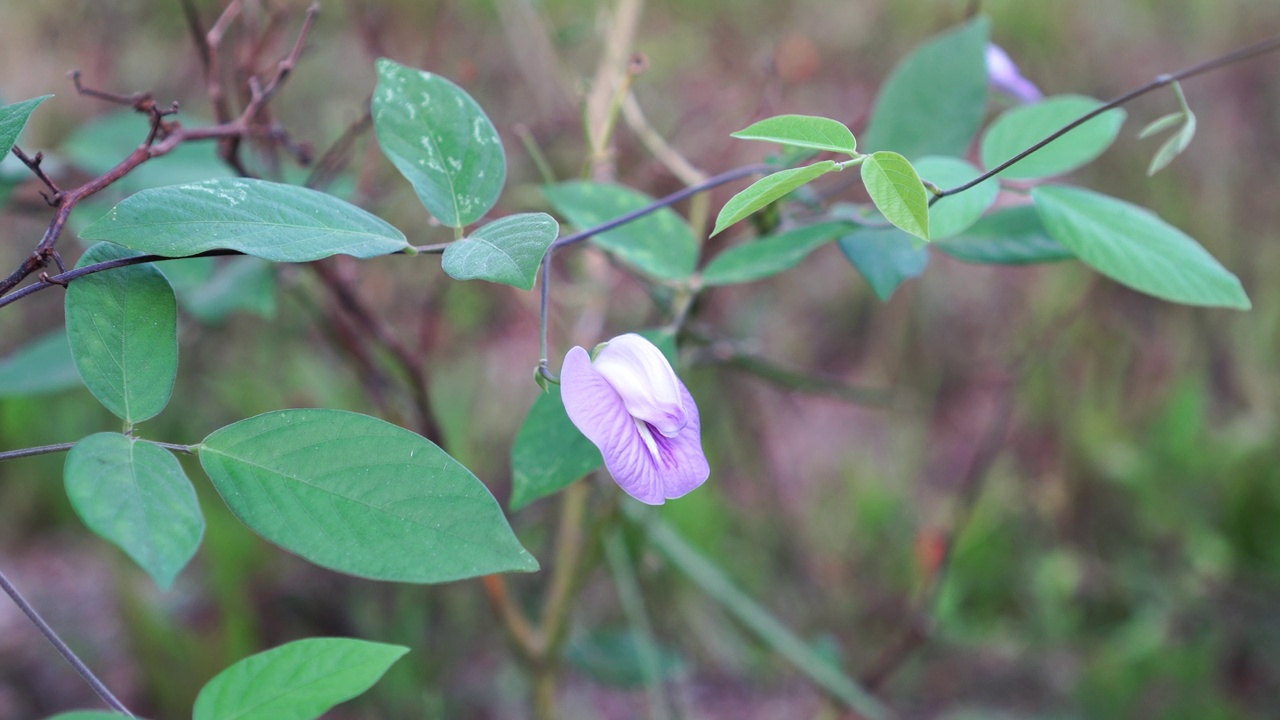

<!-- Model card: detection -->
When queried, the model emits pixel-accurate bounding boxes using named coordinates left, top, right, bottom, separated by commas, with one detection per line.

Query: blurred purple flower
left=986, top=43, right=1043, bottom=103
left=561, top=333, right=709, bottom=505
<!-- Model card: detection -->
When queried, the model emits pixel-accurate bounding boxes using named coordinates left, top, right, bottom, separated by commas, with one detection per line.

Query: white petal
left=593, top=334, right=688, bottom=437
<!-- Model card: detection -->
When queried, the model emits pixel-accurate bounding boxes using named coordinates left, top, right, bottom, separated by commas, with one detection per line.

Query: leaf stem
left=0, top=566, right=135, bottom=716
left=0, top=442, right=77, bottom=462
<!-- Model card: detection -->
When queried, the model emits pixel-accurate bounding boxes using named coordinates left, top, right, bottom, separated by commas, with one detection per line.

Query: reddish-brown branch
left=9, top=147, right=62, bottom=204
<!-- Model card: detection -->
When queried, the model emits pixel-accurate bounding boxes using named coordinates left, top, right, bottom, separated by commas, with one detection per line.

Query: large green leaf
left=372, top=58, right=506, bottom=228
left=510, top=386, right=603, bottom=511
left=543, top=181, right=698, bottom=280
left=1033, top=185, right=1249, bottom=309
left=66, top=242, right=178, bottom=423
left=711, top=162, right=838, bottom=237
left=861, top=152, right=929, bottom=241
left=442, top=212, right=559, bottom=290
left=0, top=95, right=52, bottom=158
left=192, top=638, right=408, bottom=720
left=61, top=110, right=234, bottom=192
left=860, top=17, right=989, bottom=159
left=981, top=95, right=1126, bottom=179
left=79, top=179, right=408, bottom=262
left=837, top=228, right=929, bottom=301
left=934, top=205, right=1073, bottom=264
left=64, top=433, right=203, bottom=590
left=913, top=156, right=997, bottom=239
left=730, top=115, right=857, bottom=156
left=0, top=329, right=83, bottom=397
left=701, top=221, right=848, bottom=286
left=199, top=409, right=538, bottom=582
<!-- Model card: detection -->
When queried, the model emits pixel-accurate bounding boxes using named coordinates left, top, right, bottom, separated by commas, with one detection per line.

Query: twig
left=9, top=147, right=62, bottom=203
left=0, top=567, right=135, bottom=717
left=0, top=442, right=76, bottom=462
left=932, top=32, right=1280, bottom=204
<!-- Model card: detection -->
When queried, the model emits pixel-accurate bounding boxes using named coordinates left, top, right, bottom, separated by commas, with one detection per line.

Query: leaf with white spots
left=79, top=179, right=408, bottom=262
left=372, top=58, right=507, bottom=228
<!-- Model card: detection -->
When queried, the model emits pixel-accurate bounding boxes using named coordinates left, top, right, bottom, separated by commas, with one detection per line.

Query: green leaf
left=0, top=95, right=52, bottom=158
left=933, top=205, right=1073, bottom=264
left=80, top=179, right=409, bottom=262
left=711, top=162, right=838, bottom=237
left=701, top=221, right=848, bottom=286
left=730, top=114, right=857, bottom=156
left=163, top=257, right=277, bottom=325
left=372, top=58, right=506, bottom=228
left=66, top=242, right=178, bottom=423
left=193, top=637, right=408, bottom=720
left=442, top=212, right=558, bottom=290
left=861, top=17, right=989, bottom=159
left=1138, top=111, right=1185, bottom=139
left=567, top=628, right=685, bottom=687
left=861, top=152, right=929, bottom=241
left=543, top=181, right=698, bottom=280
left=510, top=386, right=603, bottom=511
left=199, top=409, right=538, bottom=582
left=0, top=329, right=83, bottom=397
left=981, top=95, right=1127, bottom=180
left=837, top=228, right=929, bottom=300
left=1146, top=111, right=1196, bottom=176
left=625, top=506, right=891, bottom=720
left=913, top=156, right=997, bottom=240
left=1033, top=185, right=1249, bottom=309
left=64, top=433, right=203, bottom=590
left=61, top=110, right=234, bottom=192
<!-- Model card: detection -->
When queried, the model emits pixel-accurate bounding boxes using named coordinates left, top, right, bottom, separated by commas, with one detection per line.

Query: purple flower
left=986, top=43, right=1043, bottom=103
left=561, top=333, right=709, bottom=505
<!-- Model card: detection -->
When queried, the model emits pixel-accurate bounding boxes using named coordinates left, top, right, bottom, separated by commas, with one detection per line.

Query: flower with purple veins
left=560, top=333, right=709, bottom=505
left=986, top=43, right=1043, bottom=103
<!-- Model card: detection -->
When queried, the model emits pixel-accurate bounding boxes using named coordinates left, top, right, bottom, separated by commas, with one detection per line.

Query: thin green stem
left=0, top=567, right=135, bottom=717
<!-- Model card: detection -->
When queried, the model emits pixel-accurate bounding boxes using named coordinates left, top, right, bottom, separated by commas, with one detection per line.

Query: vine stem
left=932, top=31, right=1280, bottom=204
left=0, top=567, right=135, bottom=716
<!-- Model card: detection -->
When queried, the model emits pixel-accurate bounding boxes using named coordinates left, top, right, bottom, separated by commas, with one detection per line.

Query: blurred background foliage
left=1, top=0, right=1279, bottom=718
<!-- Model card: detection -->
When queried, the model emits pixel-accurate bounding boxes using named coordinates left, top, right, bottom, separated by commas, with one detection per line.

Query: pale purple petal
left=561, top=346, right=709, bottom=505
left=986, top=43, right=1043, bottom=103
left=592, top=333, right=688, bottom=437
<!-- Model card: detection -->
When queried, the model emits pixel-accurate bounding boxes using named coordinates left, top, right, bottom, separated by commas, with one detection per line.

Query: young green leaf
left=372, top=58, right=506, bottom=228
left=860, top=152, right=929, bottom=241
left=933, top=205, right=1074, bottom=264
left=981, top=95, right=1127, bottom=179
left=64, top=433, right=203, bottom=590
left=711, top=162, right=838, bottom=237
left=441, top=212, right=559, bottom=290
left=79, top=179, right=408, bottom=262
left=0, top=95, right=52, bottom=158
left=192, top=638, right=408, bottom=720
left=730, top=114, right=857, bottom=156
left=837, top=227, right=929, bottom=301
left=0, top=329, right=82, bottom=397
left=510, top=386, right=603, bottom=511
left=66, top=242, right=178, bottom=423
left=543, top=181, right=698, bottom=280
left=199, top=409, right=538, bottom=582
left=913, top=156, right=997, bottom=240
left=1138, top=111, right=1185, bottom=140
left=861, top=17, right=990, bottom=158
left=1033, top=185, right=1249, bottom=309
left=701, top=221, right=849, bottom=286
left=1146, top=111, right=1196, bottom=176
